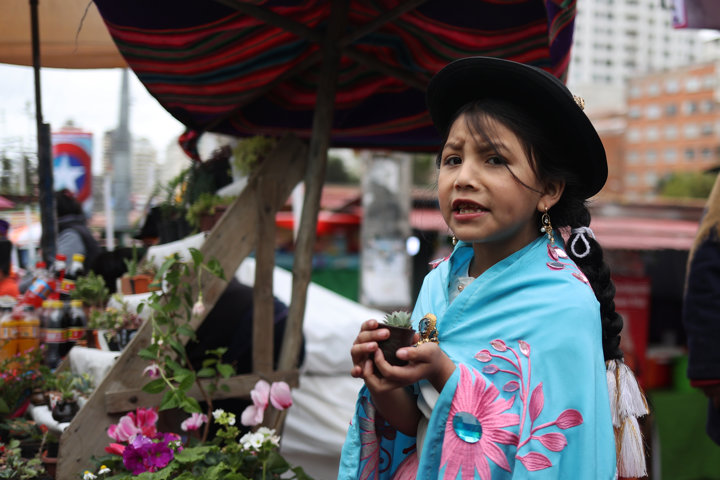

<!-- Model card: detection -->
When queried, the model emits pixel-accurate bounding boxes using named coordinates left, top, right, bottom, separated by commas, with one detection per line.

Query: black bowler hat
left=426, top=56, right=608, bottom=199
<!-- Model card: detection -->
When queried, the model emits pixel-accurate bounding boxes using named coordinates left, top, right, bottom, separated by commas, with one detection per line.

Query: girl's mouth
left=452, top=201, right=488, bottom=214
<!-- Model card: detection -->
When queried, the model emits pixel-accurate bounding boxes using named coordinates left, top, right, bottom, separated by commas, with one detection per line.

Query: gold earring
left=452, top=235, right=458, bottom=246
left=540, top=208, right=554, bottom=244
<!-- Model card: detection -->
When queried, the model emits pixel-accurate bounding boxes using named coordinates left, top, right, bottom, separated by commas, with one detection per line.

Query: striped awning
left=92, top=0, right=576, bottom=153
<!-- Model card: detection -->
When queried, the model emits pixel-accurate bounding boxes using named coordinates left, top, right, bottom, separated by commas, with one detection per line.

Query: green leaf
left=0, top=397, right=9, bottom=414
left=197, top=367, right=216, bottom=378
left=216, top=363, right=235, bottom=378
left=159, top=390, right=181, bottom=411
left=220, top=384, right=230, bottom=392
left=206, top=258, right=226, bottom=280
left=266, top=450, right=290, bottom=473
left=178, top=325, right=195, bottom=337
left=181, top=396, right=202, bottom=413
left=189, top=247, right=203, bottom=267
left=201, top=358, right=218, bottom=368
left=137, top=302, right=145, bottom=314
left=292, top=466, right=313, bottom=480
left=142, top=378, right=167, bottom=394
left=177, top=371, right=196, bottom=391
left=169, top=338, right=186, bottom=357
left=174, top=445, right=215, bottom=464
left=138, top=348, right=158, bottom=360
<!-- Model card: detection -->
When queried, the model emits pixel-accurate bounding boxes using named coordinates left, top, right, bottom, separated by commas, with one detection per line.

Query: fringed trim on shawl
left=606, top=359, right=649, bottom=478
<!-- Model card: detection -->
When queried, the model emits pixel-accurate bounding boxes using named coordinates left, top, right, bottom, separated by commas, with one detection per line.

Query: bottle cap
left=36, top=261, right=47, bottom=269
left=55, top=254, right=67, bottom=261
left=70, top=300, right=83, bottom=308
left=72, top=253, right=85, bottom=263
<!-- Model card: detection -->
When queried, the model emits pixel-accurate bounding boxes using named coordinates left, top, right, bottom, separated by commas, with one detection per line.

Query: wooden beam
left=56, top=135, right=307, bottom=480
left=280, top=0, right=348, bottom=371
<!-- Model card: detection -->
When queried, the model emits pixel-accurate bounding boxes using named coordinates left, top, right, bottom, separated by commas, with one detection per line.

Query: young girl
left=339, top=57, right=648, bottom=479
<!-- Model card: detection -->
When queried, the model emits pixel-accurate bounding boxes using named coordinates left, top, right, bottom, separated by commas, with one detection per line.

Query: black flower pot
left=376, top=324, right=416, bottom=366
left=52, top=399, right=79, bottom=423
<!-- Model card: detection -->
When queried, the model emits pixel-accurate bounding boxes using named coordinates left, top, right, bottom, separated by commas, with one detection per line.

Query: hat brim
left=426, top=57, right=607, bottom=199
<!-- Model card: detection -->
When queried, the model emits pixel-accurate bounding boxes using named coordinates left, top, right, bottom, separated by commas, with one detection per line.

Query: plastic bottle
left=16, top=305, right=40, bottom=355
left=62, top=253, right=86, bottom=296
left=43, top=300, right=64, bottom=368
left=20, top=261, right=54, bottom=309
left=66, top=300, right=87, bottom=351
left=0, top=307, right=18, bottom=362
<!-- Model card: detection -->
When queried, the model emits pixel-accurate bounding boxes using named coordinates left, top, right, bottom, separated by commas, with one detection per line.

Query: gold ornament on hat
left=573, top=95, right=586, bottom=110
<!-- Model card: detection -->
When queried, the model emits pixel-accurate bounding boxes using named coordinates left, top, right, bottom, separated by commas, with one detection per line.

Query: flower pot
left=198, top=205, right=228, bottom=232
left=51, top=399, right=79, bottom=423
left=41, top=449, right=57, bottom=479
left=30, top=388, right=47, bottom=406
left=120, top=274, right=152, bottom=295
left=117, top=328, right=138, bottom=350
left=376, top=324, right=416, bottom=366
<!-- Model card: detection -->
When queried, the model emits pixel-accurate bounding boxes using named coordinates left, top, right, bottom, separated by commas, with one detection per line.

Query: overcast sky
left=0, top=64, right=185, bottom=173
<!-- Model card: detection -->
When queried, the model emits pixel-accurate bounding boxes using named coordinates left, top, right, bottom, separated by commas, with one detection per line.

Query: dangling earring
left=451, top=234, right=458, bottom=246
left=540, top=208, right=554, bottom=244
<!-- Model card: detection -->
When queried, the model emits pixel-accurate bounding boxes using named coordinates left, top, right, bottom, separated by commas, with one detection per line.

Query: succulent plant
left=382, top=310, right=413, bottom=328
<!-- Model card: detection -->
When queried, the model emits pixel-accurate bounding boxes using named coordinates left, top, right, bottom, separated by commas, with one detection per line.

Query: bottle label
left=0, top=326, right=16, bottom=340
left=43, top=328, right=64, bottom=343
left=17, top=325, right=38, bottom=339
left=67, top=327, right=85, bottom=341
left=29, top=279, right=52, bottom=300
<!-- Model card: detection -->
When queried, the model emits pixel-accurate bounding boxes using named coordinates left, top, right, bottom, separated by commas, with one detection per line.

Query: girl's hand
left=350, top=319, right=390, bottom=379
left=367, top=342, right=456, bottom=394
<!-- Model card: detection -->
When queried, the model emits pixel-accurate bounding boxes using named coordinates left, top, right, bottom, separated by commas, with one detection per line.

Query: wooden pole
left=279, top=0, right=349, bottom=370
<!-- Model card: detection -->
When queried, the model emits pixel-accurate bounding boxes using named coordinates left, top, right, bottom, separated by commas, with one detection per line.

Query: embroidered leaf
left=536, top=432, right=567, bottom=452
left=482, top=364, right=499, bottom=374
left=518, top=340, right=530, bottom=356
left=547, top=244, right=559, bottom=261
left=475, top=350, right=492, bottom=362
left=556, top=409, right=583, bottom=429
left=572, top=272, right=590, bottom=284
left=517, top=452, right=552, bottom=471
left=529, top=383, right=545, bottom=422
left=490, top=339, right=507, bottom=352
left=503, top=381, right=520, bottom=392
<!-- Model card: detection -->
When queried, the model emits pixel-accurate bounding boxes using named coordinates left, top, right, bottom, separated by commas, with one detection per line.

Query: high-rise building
left=569, top=0, right=704, bottom=112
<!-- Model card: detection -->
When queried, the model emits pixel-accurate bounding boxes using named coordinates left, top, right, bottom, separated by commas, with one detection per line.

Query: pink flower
left=105, top=443, right=126, bottom=456
left=180, top=412, right=208, bottom=432
left=270, top=381, right=293, bottom=410
left=241, top=380, right=270, bottom=426
left=192, top=300, right=205, bottom=317
left=107, top=407, right=159, bottom=442
left=142, top=363, right=162, bottom=379
left=440, top=364, right=520, bottom=480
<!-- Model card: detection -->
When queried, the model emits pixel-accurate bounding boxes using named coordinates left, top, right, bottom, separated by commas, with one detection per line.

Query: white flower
left=98, top=465, right=111, bottom=475
left=212, top=409, right=225, bottom=420
left=227, top=415, right=236, bottom=426
left=83, top=471, right=97, bottom=480
left=192, top=300, right=206, bottom=317
left=142, top=362, right=162, bottom=379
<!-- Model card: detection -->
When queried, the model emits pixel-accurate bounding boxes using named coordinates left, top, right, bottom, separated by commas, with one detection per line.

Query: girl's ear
left=537, top=179, right=565, bottom=212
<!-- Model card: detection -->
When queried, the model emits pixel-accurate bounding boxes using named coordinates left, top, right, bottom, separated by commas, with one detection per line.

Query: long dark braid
left=563, top=205, right=624, bottom=361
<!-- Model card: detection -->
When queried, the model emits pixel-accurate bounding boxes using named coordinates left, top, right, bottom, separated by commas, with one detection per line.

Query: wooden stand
left=56, top=135, right=309, bottom=478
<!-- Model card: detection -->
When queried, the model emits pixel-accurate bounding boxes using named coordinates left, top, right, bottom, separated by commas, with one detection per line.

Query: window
left=646, top=104, right=662, bottom=119
left=684, top=124, right=699, bottom=139
left=628, top=106, right=642, bottom=119
left=645, top=150, right=657, bottom=164
left=702, top=123, right=714, bottom=136
left=702, top=148, right=713, bottom=160
left=647, top=83, right=661, bottom=96
left=685, top=77, right=701, bottom=92
left=664, top=148, right=677, bottom=163
left=665, top=79, right=679, bottom=93
left=644, top=172, right=658, bottom=187
left=665, top=103, right=677, bottom=116
left=703, top=75, right=716, bottom=89
left=700, top=100, right=714, bottom=113
left=629, top=85, right=641, bottom=98
left=626, top=173, right=638, bottom=186
left=646, top=127, right=659, bottom=142
left=627, top=151, right=640, bottom=164
left=664, top=125, right=678, bottom=140
left=685, top=148, right=695, bottom=160
left=683, top=101, right=699, bottom=115
left=627, top=129, right=641, bottom=143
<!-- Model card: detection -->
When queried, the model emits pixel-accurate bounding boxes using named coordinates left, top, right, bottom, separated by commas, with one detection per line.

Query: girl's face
left=437, top=112, right=563, bottom=265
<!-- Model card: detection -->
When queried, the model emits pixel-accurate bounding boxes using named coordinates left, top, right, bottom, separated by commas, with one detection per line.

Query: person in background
left=683, top=173, right=720, bottom=445
left=0, top=220, right=20, bottom=298
left=55, top=189, right=100, bottom=272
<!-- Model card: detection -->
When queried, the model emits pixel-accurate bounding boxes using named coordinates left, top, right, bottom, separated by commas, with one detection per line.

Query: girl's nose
left=454, top=161, right=479, bottom=190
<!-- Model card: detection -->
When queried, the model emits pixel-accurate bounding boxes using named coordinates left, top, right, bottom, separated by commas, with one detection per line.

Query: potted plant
left=185, top=193, right=236, bottom=232
left=0, top=346, right=48, bottom=422
left=88, top=295, right=144, bottom=351
left=48, top=371, right=92, bottom=423
left=120, top=247, right=152, bottom=295
left=376, top=311, right=416, bottom=366
left=231, top=135, right=277, bottom=179
left=0, top=438, right=46, bottom=479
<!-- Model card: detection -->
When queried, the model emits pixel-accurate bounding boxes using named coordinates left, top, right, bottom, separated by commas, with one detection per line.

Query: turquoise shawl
left=339, top=237, right=616, bottom=479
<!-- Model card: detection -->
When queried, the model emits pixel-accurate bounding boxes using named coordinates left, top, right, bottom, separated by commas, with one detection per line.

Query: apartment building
left=624, top=62, right=720, bottom=199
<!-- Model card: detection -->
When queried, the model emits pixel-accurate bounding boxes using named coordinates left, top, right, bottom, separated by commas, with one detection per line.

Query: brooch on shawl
left=416, top=313, right=439, bottom=345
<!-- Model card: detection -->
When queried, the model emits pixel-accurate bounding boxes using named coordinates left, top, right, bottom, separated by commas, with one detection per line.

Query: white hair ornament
left=570, top=226, right=595, bottom=258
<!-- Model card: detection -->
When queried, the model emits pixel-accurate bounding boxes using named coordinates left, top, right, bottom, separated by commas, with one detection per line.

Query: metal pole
left=30, top=0, right=57, bottom=264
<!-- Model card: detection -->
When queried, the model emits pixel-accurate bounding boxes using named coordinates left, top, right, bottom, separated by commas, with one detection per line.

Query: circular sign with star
left=53, top=142, right=91, bottom=202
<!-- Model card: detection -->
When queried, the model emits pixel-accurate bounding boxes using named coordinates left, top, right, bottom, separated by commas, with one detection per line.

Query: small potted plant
left=121, top=246, right=152, bottom=295
left=48, top=371, right=91, bottom=423
left=376, top=311, right=416, bottom=366
left=231, top=135, right=277, bottom=179
left=185, top=192, right=236, bottom=231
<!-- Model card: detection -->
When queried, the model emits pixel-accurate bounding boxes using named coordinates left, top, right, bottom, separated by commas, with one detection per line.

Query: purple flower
left=122, top=434, right=176, bottom=474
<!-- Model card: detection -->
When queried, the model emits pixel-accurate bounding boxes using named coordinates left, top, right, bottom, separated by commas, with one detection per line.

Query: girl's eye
left=486, top=155, right=507, bottom=166
left=442, top=155, right=462, bottom=166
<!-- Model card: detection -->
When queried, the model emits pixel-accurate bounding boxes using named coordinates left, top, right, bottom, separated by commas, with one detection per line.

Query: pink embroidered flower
left=180, top=412, right=208, bottom=432
left=107, top=407, right=158, bottom=442
left=441, top=365, right=520, bottom=480
left=270, top=381, right=293, bottom=410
